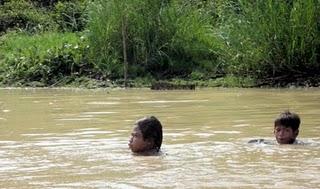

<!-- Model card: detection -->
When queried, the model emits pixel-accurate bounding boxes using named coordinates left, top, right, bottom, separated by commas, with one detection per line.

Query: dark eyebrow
left=132, top=132, right=140, bottom=137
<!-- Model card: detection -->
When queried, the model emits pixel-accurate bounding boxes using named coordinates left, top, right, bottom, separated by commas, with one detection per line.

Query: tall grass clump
left=87, top=0, right=224, bottom=81
left=87, top=0, right=126, bottom=79
left=221, top=0, right=320, bottom=85
left=157, top=0, right=226, bottom=79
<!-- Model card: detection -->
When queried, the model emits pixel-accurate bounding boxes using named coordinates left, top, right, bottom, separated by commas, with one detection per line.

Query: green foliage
left=52, top=1, right=89, bottom=32
left=0, top=32, right=93, bottom=86
left=1, top=0, right=319, bottom=87
left=30, top=0, right=86, bottom=8
left=87, top=0, right=224, bottom=80
left=160, top=1, right=226, bottom=78
left=29, top=0, right=58, bottom=8
left=210, top=75, right=255, bottom=87
left=0, top=0, right=56, bottom=34
left=1, top=32, right=80, bottom=59
left=86, top=0, right=122, bottom=79
left=221, top=0, right=320, bottom=83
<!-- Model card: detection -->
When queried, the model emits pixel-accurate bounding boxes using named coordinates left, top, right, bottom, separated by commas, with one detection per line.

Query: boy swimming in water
left=274, top=110, right=301, bottom=144
left=128, top=116, right=163, bottom=155
left=249, top=110, right=302, bottom=145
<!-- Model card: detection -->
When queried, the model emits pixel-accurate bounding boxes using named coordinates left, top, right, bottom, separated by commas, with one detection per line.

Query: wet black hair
left=136, top=116, right=163, bottom=152
left=274, top=111, right=300, bottom=131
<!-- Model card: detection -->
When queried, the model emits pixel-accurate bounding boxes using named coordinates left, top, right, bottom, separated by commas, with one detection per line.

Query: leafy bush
left=30, top=0, right=58, bottom=8
left=0, top=32, right=94, bottom=85
left=0, top=0, right=56, bottom=34
left=30, top=0, right=88, bottom=8
left=52, top=1, right=89, bottom=32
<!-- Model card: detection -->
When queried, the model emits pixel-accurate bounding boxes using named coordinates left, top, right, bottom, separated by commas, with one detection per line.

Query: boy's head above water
left=128, top=116, right=163, bottom=154
left=274, top=111, right=300, bottom=144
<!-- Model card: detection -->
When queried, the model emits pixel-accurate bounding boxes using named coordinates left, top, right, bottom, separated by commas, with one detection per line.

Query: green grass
left=0, top=32, right=83, bottom=60
left=0, top=31, right=90, bottom=86
left=219, top=0, right=320, bottom=82
left=87, top=0, right=225, bottom=80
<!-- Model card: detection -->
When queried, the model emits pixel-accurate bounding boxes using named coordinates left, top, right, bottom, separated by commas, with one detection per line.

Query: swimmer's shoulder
left=248, top=139, right=274, bottom=145
left=293, top=139, right=306, bottom=145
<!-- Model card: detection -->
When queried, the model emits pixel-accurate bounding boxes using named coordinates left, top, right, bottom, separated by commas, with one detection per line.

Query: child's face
left=274, top=125, right=298, bottom=144
left=128, top=126, right=152, bottom=153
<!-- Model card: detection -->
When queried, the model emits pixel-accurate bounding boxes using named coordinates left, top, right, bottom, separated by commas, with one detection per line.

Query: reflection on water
left=0, top=88, right=320, bottom=188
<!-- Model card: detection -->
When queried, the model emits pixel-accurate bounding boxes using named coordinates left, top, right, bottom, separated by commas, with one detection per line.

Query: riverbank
left=1, top=75, right=319, bottom=89
left=0, top=1, right=319, bottom=89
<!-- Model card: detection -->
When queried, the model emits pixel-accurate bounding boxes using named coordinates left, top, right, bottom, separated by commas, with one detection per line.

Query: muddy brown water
left=0, top=88, right=319, bottom=188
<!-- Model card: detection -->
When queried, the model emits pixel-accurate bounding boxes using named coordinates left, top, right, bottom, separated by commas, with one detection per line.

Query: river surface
left=0, top=88, right=319, bottom=189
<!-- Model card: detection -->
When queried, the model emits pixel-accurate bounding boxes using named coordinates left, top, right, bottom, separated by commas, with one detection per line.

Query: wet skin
left=128, top=126, right=153, bottom=153
left=274, top=125, right=299, bottom=144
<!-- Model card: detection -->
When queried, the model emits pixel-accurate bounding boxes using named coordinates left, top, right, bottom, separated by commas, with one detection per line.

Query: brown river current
left=0, top=88, right=319, bottom=188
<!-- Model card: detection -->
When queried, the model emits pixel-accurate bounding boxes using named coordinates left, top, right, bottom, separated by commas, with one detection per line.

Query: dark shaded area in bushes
left=0, top=0, right=56, bottom=34
left=0, top=0, right=88, bottom=34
